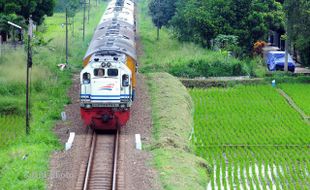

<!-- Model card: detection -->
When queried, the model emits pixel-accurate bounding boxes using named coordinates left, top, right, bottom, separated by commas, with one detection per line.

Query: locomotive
left=80, top=0, right=137, bottom=130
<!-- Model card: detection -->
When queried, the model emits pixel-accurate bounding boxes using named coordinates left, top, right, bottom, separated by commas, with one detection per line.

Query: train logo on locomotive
left=80, top=0, right=137, bottom=130
left=99, top=84, right=115, bottom=91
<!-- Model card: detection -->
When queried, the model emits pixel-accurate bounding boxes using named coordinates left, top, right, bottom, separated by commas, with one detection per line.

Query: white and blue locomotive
left=80, top=0, right=137, bottom=130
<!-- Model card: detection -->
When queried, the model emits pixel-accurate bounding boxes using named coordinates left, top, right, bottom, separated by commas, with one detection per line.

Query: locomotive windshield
left=94, top=69, right=105, bottom=77
left=107, top=69, right=118, bottom=76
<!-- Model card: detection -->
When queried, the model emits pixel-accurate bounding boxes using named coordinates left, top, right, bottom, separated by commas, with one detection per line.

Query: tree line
left=149, top=0, right=310, bottom=66
left=0, top=0, right=81, bottom=41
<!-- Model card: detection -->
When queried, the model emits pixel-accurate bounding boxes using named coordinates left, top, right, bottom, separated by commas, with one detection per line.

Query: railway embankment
left=146, top=72, right=209, bottom=189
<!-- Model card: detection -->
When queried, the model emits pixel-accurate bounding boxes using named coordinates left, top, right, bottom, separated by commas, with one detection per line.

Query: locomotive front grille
left=80, top=102, right=131, bottom=108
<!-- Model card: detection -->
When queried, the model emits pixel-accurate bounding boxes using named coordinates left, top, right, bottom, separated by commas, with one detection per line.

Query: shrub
left=169, top=56, right=248, bottom=78
left=0, top=97, right=25, bottom=115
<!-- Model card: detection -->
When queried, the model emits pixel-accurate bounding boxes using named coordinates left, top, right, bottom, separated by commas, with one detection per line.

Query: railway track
left=82, top=130, right=120, bottom=190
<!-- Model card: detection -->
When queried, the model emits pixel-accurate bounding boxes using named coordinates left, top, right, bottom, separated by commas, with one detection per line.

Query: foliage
left=213, top=34, right=238, bottom=51
left=253, top=40, right=267, bottom=56
left=0, top=0, right=55, bottom=25
left=284, top=0, right=310, bottom=66
left=54, top=0, right=80, bottom=17
left=168, top=55, right=249, bottom=78
left=148, top=0, right=176, bottom=29
left=140, top=0, right=265, bottom=78
left=190, top=85, right=310, bottom=189
left=170, top=0, right=285, bottom=53
left=148, top=0, right=176, bottom=39
left=170, top=0, right=216, bottom=47
left=0, top=13, right=25, bottom=33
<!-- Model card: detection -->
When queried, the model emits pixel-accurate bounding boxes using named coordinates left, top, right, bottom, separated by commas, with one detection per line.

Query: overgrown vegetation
left=190, top=85, right=310, bottom=189
left=173, top=0, right=284, bottom=52
left=0, top=0, right=55, bottom=33
left=0, top=1, right=106, bottom=188
left=148, top=0, right=284, bottom=54
left=148, top=0, right=310, bottom=67
left=285, top=0, right=310, bottom=66
left=139, top=0, right=265, bottom=78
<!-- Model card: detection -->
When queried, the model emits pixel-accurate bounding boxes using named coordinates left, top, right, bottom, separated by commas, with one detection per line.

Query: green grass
left=279, top=83, right=310, bottom=116
left=190, top=85, right=310, bottom=189
left=138, top=0, right=265, bottom=78
left=0, top=1, right=106, bottom=189
left=146, top=72, right=209, bottom=190
left=0, top=116, right=25, bottom=147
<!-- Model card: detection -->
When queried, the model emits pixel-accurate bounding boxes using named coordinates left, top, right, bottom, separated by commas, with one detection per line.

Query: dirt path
left=120, top=74, right=161, bottom=190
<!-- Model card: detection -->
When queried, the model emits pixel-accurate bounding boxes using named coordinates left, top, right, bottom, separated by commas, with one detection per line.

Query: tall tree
left=0, top=0, right=56, bottom=25
left=284, top=0, right=310, bottom=66
left=170, top=0, right=216, bottom=47
left=169, top=0, right=284, bottom=54
left=149, top=0, right=176, bottom=40
left=55, top=0, right=80, bottom=17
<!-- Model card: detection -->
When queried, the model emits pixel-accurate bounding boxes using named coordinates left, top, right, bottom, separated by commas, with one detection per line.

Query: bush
left=0, top=81, right=25, bottom=96
left=0, top=97, right=25, bottom=115
left=168, top=56, right=248, bottom=78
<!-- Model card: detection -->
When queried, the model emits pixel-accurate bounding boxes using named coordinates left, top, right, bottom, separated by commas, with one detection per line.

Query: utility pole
left=83, top=0, right=86, bottom=41
left=88, top=0, right=90, bottom=24
left=284, top=17, right=289, bottom=72
left=26, top=16, right=33, bottom=135
left=66, top=7, right=69, bottom=66
left=7, top=20, right=30, bottom=134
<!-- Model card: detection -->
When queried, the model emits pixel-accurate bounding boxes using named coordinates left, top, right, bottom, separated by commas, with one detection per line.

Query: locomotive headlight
left=107, top=62, right=112, bottom=67
left=101, top=62, right=106, bottom=67
left=85, top=104, right=92, bottom=109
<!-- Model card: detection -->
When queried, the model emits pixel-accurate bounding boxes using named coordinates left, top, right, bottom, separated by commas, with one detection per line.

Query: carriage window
left=83, top=73, right=90, bottom=84
left=108, top=69, right=118, bottom=77
left=94, top=69, right=105, bottom=77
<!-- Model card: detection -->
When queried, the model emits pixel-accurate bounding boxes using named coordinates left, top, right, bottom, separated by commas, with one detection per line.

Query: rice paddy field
left=279, top=83, right=310, bottom=116
left=190, top=85, right=310, bottom=189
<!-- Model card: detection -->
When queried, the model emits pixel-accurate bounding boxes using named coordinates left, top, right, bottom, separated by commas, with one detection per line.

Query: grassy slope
left=146, top=73, right=209, bottom=190
left=0, top=1, right=105, bottom=189
left=138, top=1, right=209, bottom=189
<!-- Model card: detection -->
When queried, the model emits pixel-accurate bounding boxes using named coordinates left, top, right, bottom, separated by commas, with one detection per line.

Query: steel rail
left=112, top=129, right=119, bottom=190
left=83, top=131, right=96, bottom=190
left=82, top=129, right=120, bottom=190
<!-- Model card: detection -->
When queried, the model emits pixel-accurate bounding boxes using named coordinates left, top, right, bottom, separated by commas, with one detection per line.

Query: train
left=80, top=0, right=137, bottom=130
